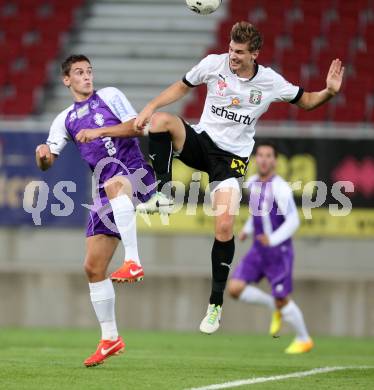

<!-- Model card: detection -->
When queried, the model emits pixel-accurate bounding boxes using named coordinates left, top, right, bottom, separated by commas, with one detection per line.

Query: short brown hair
left=255, top=140, right=278, bottom=158
left=61, top=54, right=91, bottom=76
left=230, top=21, right=263, bottom=52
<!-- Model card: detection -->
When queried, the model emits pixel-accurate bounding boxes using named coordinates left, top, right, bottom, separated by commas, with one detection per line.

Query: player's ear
left=251, top=50, right=259, bottom=61
left=62, top=75, right=71, bottom=88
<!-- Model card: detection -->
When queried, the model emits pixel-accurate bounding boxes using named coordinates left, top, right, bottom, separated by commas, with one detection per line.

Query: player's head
left=254, top=140, right=278, bottom=177
left=61, top=54, right=93, bottom=100
left=229, top=21, right=263, bottom=72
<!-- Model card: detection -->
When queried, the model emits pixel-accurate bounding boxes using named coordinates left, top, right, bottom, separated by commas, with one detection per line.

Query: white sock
left=239, top=285, right=275, bottom=310
left=281, top=300, right=310, bottom=342
left=110, top=194, right=140, bottom=264
left=89, top=279, right=118, bottom=341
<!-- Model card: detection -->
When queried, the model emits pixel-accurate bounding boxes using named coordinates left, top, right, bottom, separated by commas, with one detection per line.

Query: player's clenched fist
left=36, top=144, right=51, bottom=160
left=35, top=144, right=54, bottom=171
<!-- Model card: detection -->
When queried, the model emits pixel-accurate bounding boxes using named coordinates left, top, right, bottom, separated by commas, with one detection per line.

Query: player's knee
left=84, top=257, right=105, bottom=280
left=275, top=297, right=289, bottom=309
left=228, top=280, right=245, bottom=299
left=215, top=215, right=234, bottom=241
left=104, top=176, right=132, bottom=199
left=150, top=112, right=173, bottom=132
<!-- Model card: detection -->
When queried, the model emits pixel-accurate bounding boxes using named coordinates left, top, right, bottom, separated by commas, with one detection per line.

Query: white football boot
left=136, top=192, right=174, bottom=215
left=199, top=304, right=222, bottom=334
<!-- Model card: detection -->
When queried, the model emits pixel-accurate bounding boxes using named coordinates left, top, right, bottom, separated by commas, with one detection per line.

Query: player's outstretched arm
left=35, top=144, right=56, bottom=171
left=134, top=81, right=191, bottom=130
left=296, top=59, right=344, bottom=111
left=75, top=119, right=141, bottom=143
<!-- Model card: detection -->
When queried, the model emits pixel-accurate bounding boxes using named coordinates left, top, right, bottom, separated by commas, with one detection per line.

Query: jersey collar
left=259, top=173, right=276, bottom=183
left=74, top=90, right=96, bottom=106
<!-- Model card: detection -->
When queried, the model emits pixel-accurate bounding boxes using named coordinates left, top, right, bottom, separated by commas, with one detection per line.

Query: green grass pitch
left=0, top=329, right=373, bottom=389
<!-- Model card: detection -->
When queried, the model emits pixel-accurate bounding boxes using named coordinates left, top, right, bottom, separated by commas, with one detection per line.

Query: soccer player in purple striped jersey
left=228, top=141, right=313, bottom=354
left=35, top=55, right=156, bottom=366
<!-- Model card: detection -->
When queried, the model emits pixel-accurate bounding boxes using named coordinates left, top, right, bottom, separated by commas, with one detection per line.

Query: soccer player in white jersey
left=228, top=141, right=313, bottom=354
left=134, top=21, right=344, bottom=334
left=35, top=55, right=155, bottom=366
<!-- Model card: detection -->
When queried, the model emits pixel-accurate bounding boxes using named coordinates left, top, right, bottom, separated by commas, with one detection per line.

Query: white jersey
left=183, top=54, right=303, bottom=157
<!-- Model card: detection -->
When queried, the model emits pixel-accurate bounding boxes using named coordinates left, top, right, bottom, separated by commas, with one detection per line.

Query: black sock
left=209, top=236, right=235, bottom=306
left=149, top=132, right=173, bottom=193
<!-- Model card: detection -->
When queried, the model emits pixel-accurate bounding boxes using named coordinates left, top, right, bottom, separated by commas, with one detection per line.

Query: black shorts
left=177, top=119, right=249, bottom=185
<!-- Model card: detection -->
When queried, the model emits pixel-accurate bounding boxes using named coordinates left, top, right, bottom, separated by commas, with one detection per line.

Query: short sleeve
left=183, top=55, right=216, bottom=87
left=98, top=87, right=137, bottom=123
left=46, top=109, right=71, bottom=155
left=272, top=71, right=304, bottom=104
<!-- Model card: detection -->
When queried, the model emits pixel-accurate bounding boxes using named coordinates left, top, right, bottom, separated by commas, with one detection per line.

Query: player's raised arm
left=35, top=144, right=56, bottom=171
left=135, top=80, right=191, bottom=131
left=296, top=59, right=344, bottom=111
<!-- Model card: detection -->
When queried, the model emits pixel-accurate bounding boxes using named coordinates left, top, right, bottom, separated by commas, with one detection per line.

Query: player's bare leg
left=227, top=279, right=247, bottom=299
left=136, top=112, right=185, bottom=214
left=104, top=176, right=144, bottom=283
left=147, top=112, right=186, bottom=150
left=84, top=234, right=125, bottom=367
left=84, top=234, right=119, bottom=282
left=200, top=186, right=239, bottom=334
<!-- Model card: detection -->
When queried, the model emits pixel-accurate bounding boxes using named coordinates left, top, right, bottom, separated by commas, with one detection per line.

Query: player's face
left=255, top=146, right=277, bottom=177
left=63, top=61, right=94, bottom=99
left=229, top=41, right=258, bottom=73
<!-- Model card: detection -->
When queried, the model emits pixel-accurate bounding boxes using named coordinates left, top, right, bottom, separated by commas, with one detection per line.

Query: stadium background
left=0, top=0, right=373, bottom=338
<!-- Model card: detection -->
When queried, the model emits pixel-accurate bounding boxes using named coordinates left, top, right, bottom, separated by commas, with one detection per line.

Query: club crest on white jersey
left=249, top=90, right=262, bottom=105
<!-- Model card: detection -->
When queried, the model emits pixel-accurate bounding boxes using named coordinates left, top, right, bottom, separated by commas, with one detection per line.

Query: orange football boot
left=110, top=260, right=144, bottom=283
left=84, top=336, right=125, bottom=367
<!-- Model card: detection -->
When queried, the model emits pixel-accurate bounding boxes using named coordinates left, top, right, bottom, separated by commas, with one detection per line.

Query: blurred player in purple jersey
left=35, top=55, right=156, bottom=367
left=228, top=141, right=313, bottom=354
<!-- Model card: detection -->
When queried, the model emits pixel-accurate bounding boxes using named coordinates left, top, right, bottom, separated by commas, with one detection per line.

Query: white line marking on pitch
left=188, top=366, right=373, bottom=390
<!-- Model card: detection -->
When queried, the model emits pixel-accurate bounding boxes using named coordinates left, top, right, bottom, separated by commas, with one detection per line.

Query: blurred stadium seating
left=1, top=0, right=373, bottom=123
left=0, top=0, right=225, bottom=117
left=184, top=0, right=374, bottom=123
left=0, top=0, right=85, bottom=115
